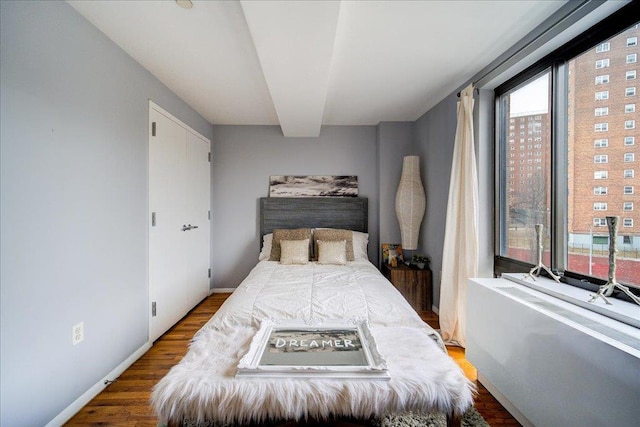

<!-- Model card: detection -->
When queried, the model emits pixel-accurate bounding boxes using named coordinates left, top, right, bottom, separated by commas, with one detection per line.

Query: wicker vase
left=395, top=156, right=426, bottom=251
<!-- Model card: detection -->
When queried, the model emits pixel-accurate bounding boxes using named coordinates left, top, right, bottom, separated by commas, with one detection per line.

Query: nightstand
left=381, top=263, right=432, bottom=312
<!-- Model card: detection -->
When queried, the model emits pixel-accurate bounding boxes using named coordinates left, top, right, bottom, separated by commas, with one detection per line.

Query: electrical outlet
left=72, top=322, right=84, bottom=346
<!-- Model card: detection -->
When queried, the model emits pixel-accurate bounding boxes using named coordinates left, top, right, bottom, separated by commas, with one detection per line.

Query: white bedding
left=152, top=260, right=474, bottom=425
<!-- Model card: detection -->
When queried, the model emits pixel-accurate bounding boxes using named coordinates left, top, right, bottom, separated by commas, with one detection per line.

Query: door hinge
left=151, top=212, right=157, bottom=227
left=208, top=268, right=211, bottom=278
left=208, top=152, right=211, bottom=162
left=152, top=301, right=157, bottom=317
left=208, top=210, right=211, bottom=220
left=151, top=121, right=156, bottom=137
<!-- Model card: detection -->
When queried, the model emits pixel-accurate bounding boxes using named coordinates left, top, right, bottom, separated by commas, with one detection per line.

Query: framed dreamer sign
left=236, top=319, right=389, bottom=379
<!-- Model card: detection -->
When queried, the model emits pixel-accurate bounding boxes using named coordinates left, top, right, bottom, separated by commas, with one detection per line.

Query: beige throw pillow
left=313, top=229, right=354, bottom=261
left=279, top=239, right=310, bottom=265
left=317, top=240, right=347, bottom=265
left=269, top=228, right=312, bottom=261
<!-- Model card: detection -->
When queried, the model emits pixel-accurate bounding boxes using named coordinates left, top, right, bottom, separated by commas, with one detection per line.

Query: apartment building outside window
left=628, top=36, right=638, bottom=46
left=496, top=17, right=640, bottom=295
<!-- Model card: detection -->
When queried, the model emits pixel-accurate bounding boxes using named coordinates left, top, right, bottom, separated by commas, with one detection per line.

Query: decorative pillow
left=279, top=239, right=310, bottom=265
left=316, top=240, right=347, bottom=265
left=313, top=229, right=354, bottom=261
left=352, top=231, right=369, bottom=260
left=258, top=233, right=273, bottom=261
left=269, top=228, right=312, bottom=261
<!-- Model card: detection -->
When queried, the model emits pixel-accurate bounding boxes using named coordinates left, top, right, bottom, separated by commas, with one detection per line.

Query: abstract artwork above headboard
left=259, top=197, right=368, bottom=247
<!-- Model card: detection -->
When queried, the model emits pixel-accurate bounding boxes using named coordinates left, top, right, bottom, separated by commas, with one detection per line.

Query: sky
left=509, top=73, right=549, bottom=117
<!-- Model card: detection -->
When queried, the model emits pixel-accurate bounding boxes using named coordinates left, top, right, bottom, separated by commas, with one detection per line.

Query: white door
left=149, top=104, right=210, bottom=342
left=184, top=131, right=210, bottom=310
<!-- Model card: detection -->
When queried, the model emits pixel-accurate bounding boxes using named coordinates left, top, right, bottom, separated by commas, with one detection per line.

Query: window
left=623, top=235, right=633, bottom=244
left=496, top=15, right=640, bottom=296
left=594, top=107, right=609, bottom=116
left=628, top=36, right=638, bottom=47
left=627, top=53, right=638, bottom=63
left=593, top=218, right=607, bottom=227
left=594, top=139, right=609, bottom=147
left=623, top=218, right=634, bottom=227
left=594, top=186, right=608, bottom=195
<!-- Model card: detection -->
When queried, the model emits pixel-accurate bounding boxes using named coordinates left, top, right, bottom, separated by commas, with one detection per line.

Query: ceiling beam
left=240, top=0, right=341, bottom=137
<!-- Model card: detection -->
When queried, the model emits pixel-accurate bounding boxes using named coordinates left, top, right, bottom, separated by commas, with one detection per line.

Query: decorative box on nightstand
left=381, top=263, right=432, bottom=312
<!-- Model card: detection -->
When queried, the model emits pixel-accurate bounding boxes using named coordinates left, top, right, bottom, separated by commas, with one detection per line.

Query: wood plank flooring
left=66, top=294, right=520, bottom=426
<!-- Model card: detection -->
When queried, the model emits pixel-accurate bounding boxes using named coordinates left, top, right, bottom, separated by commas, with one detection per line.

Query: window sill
left=502, top=273, right=640, bottom=329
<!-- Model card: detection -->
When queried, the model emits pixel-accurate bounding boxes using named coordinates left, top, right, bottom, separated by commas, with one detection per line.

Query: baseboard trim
left=477, top=372, right=534, bottom=427
left=431, top=305, right=439, bottom=315
left=46, top=341, right=152, bottom=427
left=210, top=288, right=236, bottom=295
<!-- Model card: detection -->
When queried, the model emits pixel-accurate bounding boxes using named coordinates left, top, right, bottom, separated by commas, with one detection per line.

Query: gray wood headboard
left=259, top=197, right=368, bottom=248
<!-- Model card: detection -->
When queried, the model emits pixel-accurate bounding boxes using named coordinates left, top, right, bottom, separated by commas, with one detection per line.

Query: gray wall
left=210, top=125, right=378, bottom=288
left=0, top=2, right=212, bottom=425
left=377, top=122, right=415, bottom=262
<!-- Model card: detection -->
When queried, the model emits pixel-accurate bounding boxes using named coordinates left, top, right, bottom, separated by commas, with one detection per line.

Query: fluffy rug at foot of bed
left=173, top=407, right=488, bottom=427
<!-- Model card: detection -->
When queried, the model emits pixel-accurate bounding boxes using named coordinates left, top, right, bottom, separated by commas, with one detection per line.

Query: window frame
left=493, top=6, right=640, bottom=300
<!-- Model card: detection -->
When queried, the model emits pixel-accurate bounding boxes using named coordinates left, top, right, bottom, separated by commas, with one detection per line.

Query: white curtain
left=439, top=84, right=478, bottom=348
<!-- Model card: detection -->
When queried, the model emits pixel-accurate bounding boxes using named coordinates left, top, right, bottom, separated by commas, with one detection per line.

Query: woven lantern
left=395, top=156, right=426, bottom=251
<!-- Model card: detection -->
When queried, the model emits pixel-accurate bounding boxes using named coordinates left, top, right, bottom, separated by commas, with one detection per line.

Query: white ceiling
left=67, top=0, right=568, bottom=137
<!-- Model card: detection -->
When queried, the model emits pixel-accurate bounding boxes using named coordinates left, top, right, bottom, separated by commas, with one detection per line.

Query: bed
left=152, top=197, right=474, bottom=426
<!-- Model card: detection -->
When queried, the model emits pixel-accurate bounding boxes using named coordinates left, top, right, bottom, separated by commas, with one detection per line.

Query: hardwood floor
left=66, top=294, right=520, bottom=426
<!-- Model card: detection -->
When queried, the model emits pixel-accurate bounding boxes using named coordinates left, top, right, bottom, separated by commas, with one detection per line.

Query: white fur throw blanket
left=152, top=261, right=474, bottom=425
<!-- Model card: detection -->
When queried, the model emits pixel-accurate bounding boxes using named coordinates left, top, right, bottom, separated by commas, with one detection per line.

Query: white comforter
left=152, top=260, right=474, bottom=424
